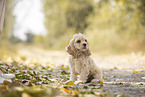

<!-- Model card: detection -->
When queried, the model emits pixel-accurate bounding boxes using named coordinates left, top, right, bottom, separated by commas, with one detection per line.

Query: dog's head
left=66, top=33, right=91, bottom=58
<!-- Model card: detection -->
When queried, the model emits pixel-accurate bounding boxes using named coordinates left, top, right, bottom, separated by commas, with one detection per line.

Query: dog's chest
left=74, top=57, right=90, bottom=74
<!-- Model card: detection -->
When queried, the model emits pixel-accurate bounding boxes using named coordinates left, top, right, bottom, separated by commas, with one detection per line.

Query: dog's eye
left=77, top=40, right=81, bottom=43
left=85, top=39, right=87, bottom=42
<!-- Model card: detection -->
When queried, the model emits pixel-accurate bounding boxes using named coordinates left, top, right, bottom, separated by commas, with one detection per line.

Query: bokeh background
left=0, top=0, right=145, bottom=56
left=0, top=1, right=145, bottom=96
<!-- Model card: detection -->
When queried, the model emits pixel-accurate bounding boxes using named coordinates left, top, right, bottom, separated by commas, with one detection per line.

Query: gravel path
left=102, top=69, right=145, bottom=97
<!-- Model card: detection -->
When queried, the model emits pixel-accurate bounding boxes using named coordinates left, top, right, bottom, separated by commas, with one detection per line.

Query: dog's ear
left=66, top=44, right=79, bottom=58
left=84, top=48, right=91, bottom=56
left=66, top=44, right=75, bottom=56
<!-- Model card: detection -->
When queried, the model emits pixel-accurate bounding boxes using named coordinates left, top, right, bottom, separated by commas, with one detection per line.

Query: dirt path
left=17, top=47, right=145, bottom=97
left=102, top=69, right=145, bottom=97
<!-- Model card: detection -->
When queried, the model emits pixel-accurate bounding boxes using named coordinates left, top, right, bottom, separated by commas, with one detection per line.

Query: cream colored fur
left=66, top=33, right=103, bottom=83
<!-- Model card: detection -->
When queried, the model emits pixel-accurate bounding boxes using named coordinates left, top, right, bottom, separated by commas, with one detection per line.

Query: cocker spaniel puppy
left=66, top=33, right=103, bottom=83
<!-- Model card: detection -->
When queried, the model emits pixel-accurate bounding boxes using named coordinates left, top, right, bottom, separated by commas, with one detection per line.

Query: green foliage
left=1, top=0, right=145, bottom=54
left=85, top=0, right=145, bottom=53
left=42, top=0, right=94, bottom=49
left=42, top=0, right=145, bottom=53
left=65, top=0, right=94, bottom=32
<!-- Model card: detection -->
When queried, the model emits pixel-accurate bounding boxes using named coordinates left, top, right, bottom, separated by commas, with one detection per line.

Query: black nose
left=83, top=43, right=86, bottom=46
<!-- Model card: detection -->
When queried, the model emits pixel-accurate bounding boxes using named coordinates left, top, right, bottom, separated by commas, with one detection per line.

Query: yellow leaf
left=50, top=63, right=54, bottom=66
left=15, top=87, right=24, bottom=92
left=72, top=89, right=78, bottom=95
left=22, top=92, right=31, bottom=97
left=132, top=70, right=141, bottom=73
left=141, top=67, right=145, bottom=70
left=100, top=81, right=104, bottom=87
left=33, top=85, right=40, bottom=89
left=0, top=85, right=9, bottom=90
left=64, top=81, right=75, bottom=86
left=122, top=67, right=126, bottom=70
left=3, top=80, right=11, bottom=85
left=61, top=87, right=71, bottom=94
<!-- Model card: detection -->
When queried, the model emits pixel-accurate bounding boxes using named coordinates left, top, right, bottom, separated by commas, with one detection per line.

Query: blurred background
left=0, top=1, right=145, bottom=96
left=0, top=0, right=145, bottom=56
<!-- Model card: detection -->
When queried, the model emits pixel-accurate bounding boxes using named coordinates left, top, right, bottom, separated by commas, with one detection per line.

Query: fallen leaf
left=132, top=70, right=141, bottom=73
left=0, top=77, right=12, bottom=83
left=9, top=81, right=21, bottom=88
left=0, top=85, right=9, bottom=90
left=15, top=87, right=24, bottom=92
left=64, top=81, right=75, bottom=86
left=3, top=80, right=11, bottom=85
left=141, top=67, right=145, bottom=70
left=100, top=81, right=104, bottom=87
left=72, top=89, right=78, bottom=96
left=22, top=92, right=31, bottom=97
left=61, top=87, right=71, bottom=94
left=122, top=67, right=126, bottom=70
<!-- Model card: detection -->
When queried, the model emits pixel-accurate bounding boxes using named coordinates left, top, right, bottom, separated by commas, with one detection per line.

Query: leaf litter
left=0, top=56, right=112, bottom=97
left=0, top=51, right=145, bottom=97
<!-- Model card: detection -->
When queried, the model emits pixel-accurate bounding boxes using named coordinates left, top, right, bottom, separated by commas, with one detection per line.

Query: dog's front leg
left=79, top=69, right=89, bottom=82
left=70, top=70, right=77, bottom=81
left=69, top=57, right=77, bottom=81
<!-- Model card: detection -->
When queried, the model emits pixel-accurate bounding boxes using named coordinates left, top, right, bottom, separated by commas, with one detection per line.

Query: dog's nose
left=83, top=43, right=86, bottom=47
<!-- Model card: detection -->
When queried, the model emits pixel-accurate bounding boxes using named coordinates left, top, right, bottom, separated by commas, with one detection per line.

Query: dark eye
left=85, top=39, right=87, bottom=42
left=77, top=40, right=81, bottom=43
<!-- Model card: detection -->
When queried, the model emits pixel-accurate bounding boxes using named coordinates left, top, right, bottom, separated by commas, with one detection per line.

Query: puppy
left=66, top=33, right=103, bottom=83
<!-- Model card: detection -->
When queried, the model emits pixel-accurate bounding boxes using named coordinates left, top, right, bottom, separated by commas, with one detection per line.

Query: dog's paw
left=91, top=79, right=100, bottom=83
left=74, top=80, right=84, bottom=84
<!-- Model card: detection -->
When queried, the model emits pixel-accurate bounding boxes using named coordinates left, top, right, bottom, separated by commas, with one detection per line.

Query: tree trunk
left=0, top=0, right=6, bottom=38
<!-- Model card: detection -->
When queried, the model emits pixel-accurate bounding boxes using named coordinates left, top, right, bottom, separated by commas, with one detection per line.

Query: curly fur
left=66, top=33, right=103, bottom=83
